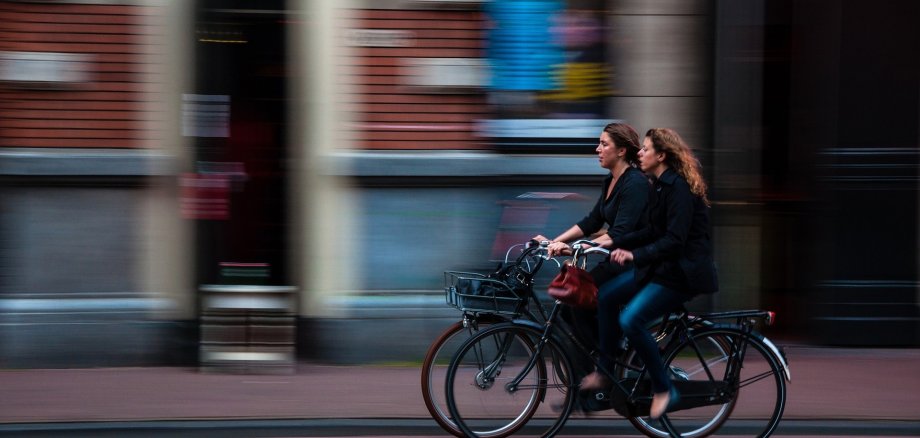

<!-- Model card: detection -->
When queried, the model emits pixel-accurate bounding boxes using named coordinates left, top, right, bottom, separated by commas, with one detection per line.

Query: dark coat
left=576, top=167, right=652, bottom=285
left=576, top=166, right=651, bottom=242
left=614, top=168, right=718, bottom=295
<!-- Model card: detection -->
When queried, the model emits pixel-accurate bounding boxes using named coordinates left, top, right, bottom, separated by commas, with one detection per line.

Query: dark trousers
left=559, top=261, right=626, bottom=378
left=597, top=271, right=689, bottom=394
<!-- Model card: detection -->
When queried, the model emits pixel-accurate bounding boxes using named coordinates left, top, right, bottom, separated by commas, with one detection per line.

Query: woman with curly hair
left=581, top=127, right=718, bottom=420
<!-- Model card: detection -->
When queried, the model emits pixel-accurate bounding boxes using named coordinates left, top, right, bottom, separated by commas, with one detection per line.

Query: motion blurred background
left=0, top=0, right=917, bottom=369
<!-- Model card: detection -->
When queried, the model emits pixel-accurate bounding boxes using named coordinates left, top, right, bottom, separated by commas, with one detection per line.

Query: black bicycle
left=443, top=244, right=790, bottom=438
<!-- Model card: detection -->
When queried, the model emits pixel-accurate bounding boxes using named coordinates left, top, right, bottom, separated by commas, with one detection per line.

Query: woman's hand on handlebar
left=546, top=241, right=572, bottom=257
left=532, top=235, right=572, bottom=257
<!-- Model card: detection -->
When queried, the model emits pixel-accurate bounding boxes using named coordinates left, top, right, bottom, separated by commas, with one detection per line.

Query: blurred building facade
left=0, top=1, right=184, bottom=366
left=0, top=0, right=916, bottom=368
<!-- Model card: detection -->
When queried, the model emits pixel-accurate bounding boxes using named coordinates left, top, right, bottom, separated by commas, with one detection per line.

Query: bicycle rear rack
left=694, top=309, right=775, bottom=325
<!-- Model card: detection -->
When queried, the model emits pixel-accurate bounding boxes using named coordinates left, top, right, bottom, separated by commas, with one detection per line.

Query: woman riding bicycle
left=533, top=122, right=652, bottom=368
left=588, top=127, right=718, bottom=420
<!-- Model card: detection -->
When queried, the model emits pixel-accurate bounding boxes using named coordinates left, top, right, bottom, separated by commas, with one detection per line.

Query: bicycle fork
left=504, top=304, right=564, bottom=393
left=471, top=331, right=514, bottom=390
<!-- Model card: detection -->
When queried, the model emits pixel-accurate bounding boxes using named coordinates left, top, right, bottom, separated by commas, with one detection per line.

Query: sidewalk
left=0, top=345, right=918, bottom=424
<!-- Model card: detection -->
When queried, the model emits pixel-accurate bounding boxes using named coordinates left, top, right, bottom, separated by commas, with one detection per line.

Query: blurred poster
left=485, top=0, right=565, bottom=96
left=180, top=173, right=229, bottom=220
left=482, top=0, right=611, bottom=151
left=182, top=94, right=230, bottom=138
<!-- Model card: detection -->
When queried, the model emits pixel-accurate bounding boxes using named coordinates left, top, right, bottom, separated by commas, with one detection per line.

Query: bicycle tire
left=445, top=323, right=574, bottom=438
left=638, top=326, right=787, bottom=438
left=421, top=316, right=505, bottom=438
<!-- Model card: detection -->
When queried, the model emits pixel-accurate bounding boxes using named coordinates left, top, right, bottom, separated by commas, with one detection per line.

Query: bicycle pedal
left=578, top=391, right=614, bottom=413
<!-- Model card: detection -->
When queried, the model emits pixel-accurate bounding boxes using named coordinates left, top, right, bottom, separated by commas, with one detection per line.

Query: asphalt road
left=1, top=346, right=917, bottom=437
left=2, top=418, right=919, bottom=437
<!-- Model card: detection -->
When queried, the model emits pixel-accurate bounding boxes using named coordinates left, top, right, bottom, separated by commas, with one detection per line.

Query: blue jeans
left=597, top=272, right=689, bottom=393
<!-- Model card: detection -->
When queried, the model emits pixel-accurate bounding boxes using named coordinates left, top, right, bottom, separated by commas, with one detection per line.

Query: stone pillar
left=607, top=0, right=712, bottom=148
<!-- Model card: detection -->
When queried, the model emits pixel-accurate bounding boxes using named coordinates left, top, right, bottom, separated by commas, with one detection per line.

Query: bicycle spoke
left=513, top=382, right=567, bottom=391
left=677, top=355, right=729, bottom=379
left=737, top=369, right=779, bottom=388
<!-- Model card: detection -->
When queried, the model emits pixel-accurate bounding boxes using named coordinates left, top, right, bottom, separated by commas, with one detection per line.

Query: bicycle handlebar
left=569, top=239, right=609, bottom=257
left=522, top=239, right=611, bottom=266
left=582, top=246, right=610, bottom=256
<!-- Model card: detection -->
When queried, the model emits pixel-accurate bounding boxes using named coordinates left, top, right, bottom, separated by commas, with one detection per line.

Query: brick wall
left=0, top=2, right=160, bottom=149
left=347, top=8, right=489, bottom=150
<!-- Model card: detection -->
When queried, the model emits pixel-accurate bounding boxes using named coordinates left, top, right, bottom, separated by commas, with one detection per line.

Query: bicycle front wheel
left=445, top=323, right=575, bottom=438
left=421, top=317, right=503, bottom=438
left=635, top=327, right=787, bottom=437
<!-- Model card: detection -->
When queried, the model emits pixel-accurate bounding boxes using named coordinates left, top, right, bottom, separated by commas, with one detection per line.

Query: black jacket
left=576, top=167, right=652, bottom=284
left=615, top=168, right=718, bottom=295
left=576, top=166, right=651, bottom=242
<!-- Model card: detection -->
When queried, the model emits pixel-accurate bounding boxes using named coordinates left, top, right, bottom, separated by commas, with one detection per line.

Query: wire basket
left=444, top=270, right=527, bottom=316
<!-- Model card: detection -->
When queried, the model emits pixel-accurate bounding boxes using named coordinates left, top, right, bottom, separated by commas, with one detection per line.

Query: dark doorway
left=189, top=0, right=289, bottom=286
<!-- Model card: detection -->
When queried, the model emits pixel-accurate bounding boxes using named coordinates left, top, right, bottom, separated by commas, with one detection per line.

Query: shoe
left=668, top=365, right=690, bottom=381
left=649, top=386, right=680, bottom=420
left=579, top=371, right=610, bottom=391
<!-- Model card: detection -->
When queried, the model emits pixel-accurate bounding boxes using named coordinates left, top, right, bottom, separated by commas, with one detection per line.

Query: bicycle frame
left=498, top=301, right=654, bottom=409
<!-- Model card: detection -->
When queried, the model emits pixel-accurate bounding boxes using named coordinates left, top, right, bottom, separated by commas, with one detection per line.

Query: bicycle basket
left=444, top=271, right=526, bottom=315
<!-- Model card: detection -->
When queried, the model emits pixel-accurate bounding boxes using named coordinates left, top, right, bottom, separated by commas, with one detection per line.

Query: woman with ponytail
left=533, top=122, right=653, bottom=380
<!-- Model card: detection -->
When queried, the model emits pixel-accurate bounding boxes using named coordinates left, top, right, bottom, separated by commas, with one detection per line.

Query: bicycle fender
left=760, top=336, right=791, bottom=381
left=694, top=323, right=791, bottom=382
left=510, top=318, right=545, bottom=332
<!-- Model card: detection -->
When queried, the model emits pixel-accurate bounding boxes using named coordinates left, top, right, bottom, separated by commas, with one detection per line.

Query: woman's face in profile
left=638, top=137, right=662, bottom=174
left=596, top=132, right=621, bottom=170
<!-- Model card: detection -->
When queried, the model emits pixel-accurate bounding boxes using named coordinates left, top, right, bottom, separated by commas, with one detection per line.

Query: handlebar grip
left=526, top=239, right=550, bottom=248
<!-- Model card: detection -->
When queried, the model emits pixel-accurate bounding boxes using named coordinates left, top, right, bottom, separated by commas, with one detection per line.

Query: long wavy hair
left=645, top=128, right=711, bottom=206
left=604, top=122, right=640, bottom=167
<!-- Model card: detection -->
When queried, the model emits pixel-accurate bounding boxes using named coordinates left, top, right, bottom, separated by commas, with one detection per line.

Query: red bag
left=547, top=264, right=598, bottom=309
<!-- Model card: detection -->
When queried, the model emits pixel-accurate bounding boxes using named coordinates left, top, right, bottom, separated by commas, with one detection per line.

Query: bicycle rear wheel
left=634, top=327, right=786, bottom=437
left=445, top=323, right=575, bottom=438
left=421, top=316, right=503, bottom=437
